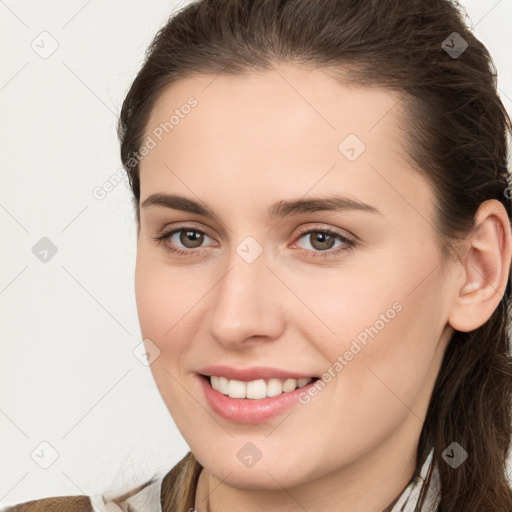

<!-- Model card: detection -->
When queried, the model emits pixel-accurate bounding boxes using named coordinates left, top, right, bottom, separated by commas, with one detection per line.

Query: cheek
left=301, top=252, right=445, bottom=418
left=134, top=256, right=198, bottom=414
left=284, top=261, right=402, bottom=359
left=307, top=237, right=444, bottom=365
left=134, top=251, right=218, bottom=413
left=134, top=250, right=199, bottom=344
left=317, top=274, right=444, bottom=431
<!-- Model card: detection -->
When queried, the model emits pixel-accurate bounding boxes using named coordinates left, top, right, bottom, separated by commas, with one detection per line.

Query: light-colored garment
left=89, top=475, right=166, bottom=512
left=0, top=449, right=440, bottom=511
left=389, top=448, right=440, bottom=512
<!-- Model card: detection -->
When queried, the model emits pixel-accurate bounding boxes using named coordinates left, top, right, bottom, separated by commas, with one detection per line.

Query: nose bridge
left=208, top=235, right=284, bottom=346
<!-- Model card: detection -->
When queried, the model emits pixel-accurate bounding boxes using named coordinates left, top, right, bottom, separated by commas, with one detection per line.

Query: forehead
left=138, top=64, right=434, bottom=224
left=143, top=63, right=406, bottom=152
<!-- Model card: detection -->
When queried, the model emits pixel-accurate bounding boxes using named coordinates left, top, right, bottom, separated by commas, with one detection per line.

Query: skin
left=134, top=63, right=512, bottom=512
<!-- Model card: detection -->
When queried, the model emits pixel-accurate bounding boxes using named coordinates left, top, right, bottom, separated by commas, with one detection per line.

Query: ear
left=448, top=199, right=512, bottom=333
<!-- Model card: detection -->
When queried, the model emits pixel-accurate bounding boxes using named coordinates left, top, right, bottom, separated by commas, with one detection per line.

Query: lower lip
left=197, top=375, right=319, bottom=424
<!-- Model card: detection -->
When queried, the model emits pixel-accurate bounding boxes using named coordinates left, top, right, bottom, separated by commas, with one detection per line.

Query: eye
left=152, top=227, right=215, bottom=256
left=152, top=225, right=356, bottom=259
left=292, top=228, right=355, bottom=258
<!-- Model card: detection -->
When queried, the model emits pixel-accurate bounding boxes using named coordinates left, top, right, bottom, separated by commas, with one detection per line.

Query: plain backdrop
left=1, top=0, right=511, bottom=506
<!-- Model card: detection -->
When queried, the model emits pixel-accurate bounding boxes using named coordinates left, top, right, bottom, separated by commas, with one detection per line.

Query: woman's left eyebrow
left=140, top=193, right=383, bottom=220
left=269, top=195, right=383, bottom=218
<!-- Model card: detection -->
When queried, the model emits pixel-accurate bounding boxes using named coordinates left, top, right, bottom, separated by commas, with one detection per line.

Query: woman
left=3, top=0, right=512, bottom=510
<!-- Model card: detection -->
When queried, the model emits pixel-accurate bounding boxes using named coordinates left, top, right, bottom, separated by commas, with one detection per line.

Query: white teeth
left=246, top=379, right=267, bottom=399
left=228, top=379, right=246, bottom=398
left=209, top=376, right=313, bottom=399
left=267, top=378, right=283, bottom=397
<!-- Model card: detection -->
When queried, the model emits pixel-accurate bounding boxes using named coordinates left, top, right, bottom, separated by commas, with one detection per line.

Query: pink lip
left=197, top=374, right=319, bottom=424
left=198, top=364, right=317, bottom=381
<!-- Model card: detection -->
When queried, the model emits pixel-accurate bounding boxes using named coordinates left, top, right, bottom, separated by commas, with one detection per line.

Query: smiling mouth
left=199, top=374, right=321, bottom=400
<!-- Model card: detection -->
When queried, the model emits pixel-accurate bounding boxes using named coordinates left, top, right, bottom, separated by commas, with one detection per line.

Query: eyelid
left=153, top=222, right=357, bottom=256
left=157, top=221, right=217, bottom=241
left=290, top=226, right=356, bottom=256
left=293, top=224, right=356, bottom=242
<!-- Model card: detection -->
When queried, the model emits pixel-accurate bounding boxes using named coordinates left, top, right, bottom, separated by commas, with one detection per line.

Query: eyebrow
left=140, top=193, right=383, bottom=219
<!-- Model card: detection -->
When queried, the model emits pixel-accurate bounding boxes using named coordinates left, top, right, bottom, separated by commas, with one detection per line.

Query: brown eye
left=153, top=225, right=354, bottom=259
left=295, top=228, right=354, bottom=255
left=179, top=229, right=205, bottom=249
left=307, top=231, right=337, bottom=251
left=152, top=227, right=214, bottom=255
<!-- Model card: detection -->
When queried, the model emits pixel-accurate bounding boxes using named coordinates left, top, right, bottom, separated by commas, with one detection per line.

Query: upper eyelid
left=163, top=223, right=217, bottom=242
left=161, top=224, right=355, bottom=245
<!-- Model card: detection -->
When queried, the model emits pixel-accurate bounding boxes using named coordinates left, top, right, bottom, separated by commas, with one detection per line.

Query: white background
left=1, top=0, right=511, bottom=506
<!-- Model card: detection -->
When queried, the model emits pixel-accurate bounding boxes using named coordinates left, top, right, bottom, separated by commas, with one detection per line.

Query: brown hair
left=117, top=0, right=512, bottom=510
left=3, top=496, right=93, bottom=511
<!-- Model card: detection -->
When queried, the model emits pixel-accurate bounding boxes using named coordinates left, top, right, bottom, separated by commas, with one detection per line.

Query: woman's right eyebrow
left=140, top=193, right=383, bottom=220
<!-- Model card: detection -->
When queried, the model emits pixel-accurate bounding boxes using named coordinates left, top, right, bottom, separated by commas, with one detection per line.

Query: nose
left=207, top=244, right=286, bottom=349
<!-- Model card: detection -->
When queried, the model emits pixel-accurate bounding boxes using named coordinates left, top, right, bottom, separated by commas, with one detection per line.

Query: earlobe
left=447, top=200, right=512, bottom=333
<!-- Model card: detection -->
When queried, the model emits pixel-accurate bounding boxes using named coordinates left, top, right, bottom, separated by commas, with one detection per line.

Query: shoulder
left=0, top=482, right=160, bottom=512
left=0, top=472, right=161, bottom=512
left=0, top=453, right=197, bottom=512
left=0, top=495, right=93, bottom=512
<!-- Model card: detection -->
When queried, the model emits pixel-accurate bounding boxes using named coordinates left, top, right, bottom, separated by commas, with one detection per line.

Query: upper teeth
left=210, top=376, right=313, bottom=399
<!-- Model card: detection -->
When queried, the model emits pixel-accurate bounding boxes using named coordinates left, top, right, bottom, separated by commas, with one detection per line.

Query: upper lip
left=198, top=365, right=319, bottom=382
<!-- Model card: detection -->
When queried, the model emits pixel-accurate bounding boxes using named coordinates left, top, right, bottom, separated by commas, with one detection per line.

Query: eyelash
left=152, top=225, right=356, bottom=260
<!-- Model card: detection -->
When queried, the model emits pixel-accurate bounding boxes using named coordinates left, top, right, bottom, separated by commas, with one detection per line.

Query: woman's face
left=135, top=64, right=456, bottom=490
